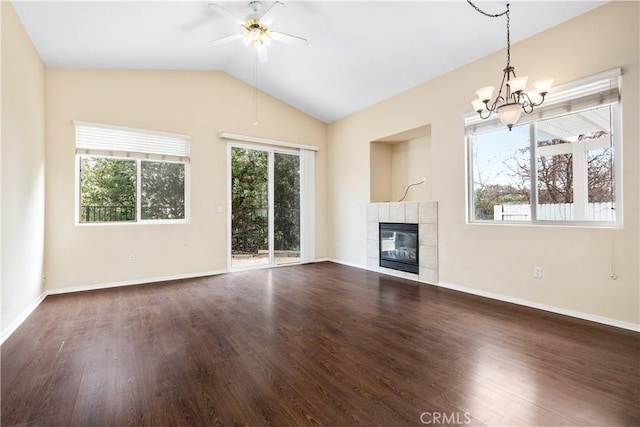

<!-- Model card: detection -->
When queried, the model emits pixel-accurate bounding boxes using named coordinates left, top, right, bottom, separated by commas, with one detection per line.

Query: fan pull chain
left=253, top=52, right=259, bottom=126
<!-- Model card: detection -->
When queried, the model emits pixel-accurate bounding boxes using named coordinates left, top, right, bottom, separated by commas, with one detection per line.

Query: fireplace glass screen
left=379, top=222, right=419, bottom=274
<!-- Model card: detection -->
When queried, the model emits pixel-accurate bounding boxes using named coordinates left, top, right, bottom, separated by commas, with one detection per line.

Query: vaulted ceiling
left=12, top=1, right=606, bottom=123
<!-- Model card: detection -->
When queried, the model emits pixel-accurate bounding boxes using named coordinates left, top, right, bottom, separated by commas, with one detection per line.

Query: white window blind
left=75, top=121, right=191, bottom=162
left=464, top=68, right=621, bottom=135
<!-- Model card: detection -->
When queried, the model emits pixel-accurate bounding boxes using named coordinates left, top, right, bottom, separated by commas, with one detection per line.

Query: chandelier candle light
left=468, top=1, right=553, bottom=130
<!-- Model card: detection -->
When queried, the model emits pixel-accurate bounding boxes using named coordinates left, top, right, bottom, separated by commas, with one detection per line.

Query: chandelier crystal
left=468, top=2, right=553, bottom=130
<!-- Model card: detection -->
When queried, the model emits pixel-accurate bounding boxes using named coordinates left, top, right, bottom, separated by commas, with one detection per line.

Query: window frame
left=74, top=122, right=191, bottom=226
left=466, top=72, right=622, bottom=228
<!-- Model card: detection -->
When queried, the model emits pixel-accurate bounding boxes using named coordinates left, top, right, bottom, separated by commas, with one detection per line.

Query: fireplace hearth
left=379, top=222, right=419, bottom=274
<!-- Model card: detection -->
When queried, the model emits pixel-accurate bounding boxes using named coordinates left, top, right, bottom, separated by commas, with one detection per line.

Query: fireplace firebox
left=379, top=222, right=419, bottom=274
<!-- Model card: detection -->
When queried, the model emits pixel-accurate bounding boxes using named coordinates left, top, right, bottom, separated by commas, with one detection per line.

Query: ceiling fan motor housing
left=248, top=1, right=263, bottom=19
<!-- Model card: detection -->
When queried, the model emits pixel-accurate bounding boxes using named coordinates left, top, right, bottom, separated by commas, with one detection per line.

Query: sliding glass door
left=274, top=152, right=300, bottom=264
left=229, top=145, right=300, bottom=269
left=230, top=147, right=269, bottom=267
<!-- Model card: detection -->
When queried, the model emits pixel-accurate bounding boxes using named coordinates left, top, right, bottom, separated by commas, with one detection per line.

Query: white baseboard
left=1, top=292, right=47, bottom=345
left=331, top=259, right=639, bottom=332
left=46, top=269, right=228, bottom=295
left=436, top=281, right=640, bottom=332
left=1, top=269, right=228, bottom=345
left=328, top=258, right=366, bottom=269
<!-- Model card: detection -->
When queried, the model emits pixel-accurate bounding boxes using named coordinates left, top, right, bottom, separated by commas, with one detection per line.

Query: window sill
left=468, top=219, right=622, bottom=229
left=75, top=219, right=190, bottom=227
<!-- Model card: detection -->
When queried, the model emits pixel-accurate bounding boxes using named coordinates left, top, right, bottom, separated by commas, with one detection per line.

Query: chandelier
left=469, top=2, right=553, bottom=130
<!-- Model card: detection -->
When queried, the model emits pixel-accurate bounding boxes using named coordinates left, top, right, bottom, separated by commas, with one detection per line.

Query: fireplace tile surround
left=366, top=201, right=438, bottom=284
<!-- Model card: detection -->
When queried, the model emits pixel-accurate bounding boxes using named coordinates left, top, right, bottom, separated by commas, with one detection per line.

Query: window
left=75, top=122, right=190, bottom=223
left=79, top=157, right=137, bottom=222
left=140, top=160, right=186, bottom=220
left=466, top=69, right=621, bottom=225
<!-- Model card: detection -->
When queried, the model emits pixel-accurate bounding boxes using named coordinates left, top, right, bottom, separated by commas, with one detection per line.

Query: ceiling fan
left=208, top=1, right=308, bottom=63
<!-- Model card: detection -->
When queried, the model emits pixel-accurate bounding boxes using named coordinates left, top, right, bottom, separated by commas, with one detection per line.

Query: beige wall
left=369, top=143, right=391, bottom=202
left=45, top=69, right=328, bottom=290
left=328, top=2, right=640, bottom=326
left=390, top=137, right=431, bottom=202
left=1, top=2, right=46, bottom=335
left=370, top=137, right=432, bottom=203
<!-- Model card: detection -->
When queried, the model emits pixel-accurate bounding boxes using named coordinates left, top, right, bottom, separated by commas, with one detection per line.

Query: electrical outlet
left=533, top=267, right=543, bottom=279
left=129, top=254, right=136, bottom=263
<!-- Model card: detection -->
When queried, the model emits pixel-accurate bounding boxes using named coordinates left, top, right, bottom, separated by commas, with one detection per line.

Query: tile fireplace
left=366, top=201, right=438, bottom=284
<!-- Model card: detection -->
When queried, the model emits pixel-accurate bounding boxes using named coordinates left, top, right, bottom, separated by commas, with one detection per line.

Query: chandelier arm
left=522, top=101, right=534, bottom=114
left=529, top=93, right=547, bottom=108
left=479, top=109, right=493, bottom=119
left=487, top=94, right=506, bottom=113
left=491, top=71, right=509, bottom=111
left=487, top=99, right=498, bottom=113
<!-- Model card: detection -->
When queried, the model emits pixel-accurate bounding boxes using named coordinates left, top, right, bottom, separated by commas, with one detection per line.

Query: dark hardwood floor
left=2, top=262, right=639, bottom=426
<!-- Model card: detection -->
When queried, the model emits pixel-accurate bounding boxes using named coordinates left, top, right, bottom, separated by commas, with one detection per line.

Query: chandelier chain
left=253, top=51, right=259, bottom=125
left=466, top=1, right=511, bottom=66
left=465, top=0, right=508, bottom=18
left=506, top=4, right=510, bottom=67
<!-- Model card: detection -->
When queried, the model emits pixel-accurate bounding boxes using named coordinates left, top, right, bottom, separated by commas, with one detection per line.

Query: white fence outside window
left=494, top=202, right=615, bottom=221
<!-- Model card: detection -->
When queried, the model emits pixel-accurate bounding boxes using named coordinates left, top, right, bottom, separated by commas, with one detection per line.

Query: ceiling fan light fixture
left=242, top=32, right=253, bottom=46
left=208, top=1, right=307, bottom=63
left=250, top=27, right=262, bottom=41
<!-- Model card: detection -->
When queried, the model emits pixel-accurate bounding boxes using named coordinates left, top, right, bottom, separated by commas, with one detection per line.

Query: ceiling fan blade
left=208, top=3, right=246, bottom=26
left=210, top=33, right=244, bottom=45
left=256, top=45, right=269, bottom=63
left=260, top=1, right=285, bottom=26
left=270, top=31, right=308, bottom=46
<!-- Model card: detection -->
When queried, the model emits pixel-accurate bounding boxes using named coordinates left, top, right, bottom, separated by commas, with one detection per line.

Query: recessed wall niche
left=369, top=125, right=431, bottom=203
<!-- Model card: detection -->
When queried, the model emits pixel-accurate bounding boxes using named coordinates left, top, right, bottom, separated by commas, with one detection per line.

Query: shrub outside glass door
left=230, top=146, right=300, bottom=268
